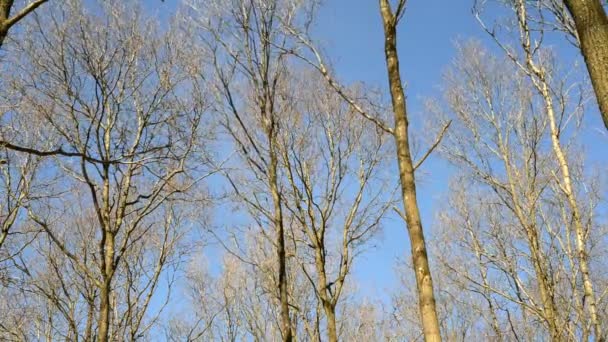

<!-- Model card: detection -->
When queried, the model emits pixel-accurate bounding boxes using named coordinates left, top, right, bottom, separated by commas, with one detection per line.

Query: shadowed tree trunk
left=563, top=0, right=608, bottom=130
left=268, top=124, right=292, bottom=342
left=379, top=1, right=442, bottom=341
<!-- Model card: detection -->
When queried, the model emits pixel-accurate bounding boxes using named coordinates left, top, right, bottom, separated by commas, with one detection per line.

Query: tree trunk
left=379, top=1, right=442, bottom=341
left=527, top=227, right=561, bottom=340
left=97, top=230, right=115, bottom=342
left=564, top=0, right=608, bottom=130
left=501, top=148, right=561, bottom=340
left=324, top=302, right=338, bottom=342
left=314, top=245, right=338, bottom=342
left=85, top=299, right=95, bottom=342
left=0, top=0, right=13, bottom=48
left=0, top=26, right=7, bottom=47
left=269, top=139, right=292, bottom=342
left=540, top=79, right=602, bottom=342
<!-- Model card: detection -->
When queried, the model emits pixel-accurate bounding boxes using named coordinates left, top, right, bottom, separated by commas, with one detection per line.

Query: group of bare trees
left=0, top=0, right=607, bottom=341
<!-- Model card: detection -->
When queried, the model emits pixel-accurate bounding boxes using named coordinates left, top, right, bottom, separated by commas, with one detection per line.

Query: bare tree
left=427, top=38, right=607, bottom=341
left=0, top=76, right=60, bottom=341
left=390, top=254, right=491, bottom=342
left=0, top=144, right=43, bottom=269
left=377, top=2, right=444, bottom=339
left=279, top=73, right=393, bottom=342
left=512, top=0, right=608, bottom=131
left=475, top=1, right=604, bottom=339
left=3, top=1, right=607, bottom=341
left=0, top=1, right=211, bottom=340
left=184, top=1, right=322, bottom=340
left=276, top=1, right=451, bottom=339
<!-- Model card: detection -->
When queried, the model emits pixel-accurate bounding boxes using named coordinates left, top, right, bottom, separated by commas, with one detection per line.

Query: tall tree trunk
left=314, top=246, right=338, bottom=342
left=527, top=227, right=560, bottom=340
left=516, top=1, right=602, bottom=336
left=97, top=229, right=115, bottom=342
left=97, top=168, right=114, bottom=342
left=85, top=298, right=95, bottom=342
left=379, top=1, right=441, bottom=341
left=540, top=79, right=602, bottom=342
left=564, top=0, right=608, bottom=130
left=269, top=138, right=292, bottom=342
left=502, top=146, right=561, bottom=339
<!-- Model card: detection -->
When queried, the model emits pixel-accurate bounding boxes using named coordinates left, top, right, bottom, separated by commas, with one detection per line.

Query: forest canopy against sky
left=1, top=0, right=607, bottom=341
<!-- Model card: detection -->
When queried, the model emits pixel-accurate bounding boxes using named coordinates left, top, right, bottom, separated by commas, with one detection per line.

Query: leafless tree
left=0, top=0, right=212, bottom=340
left=184, top=1, right=321, bottom=340
left=275, top=1, right=451, bottom=339
left=511, top=0, right=608, bottom=131
left=426, top=38, right=607, bottom=341
left=475, top=1, right=604, bottom=338
left=279, top=73, right=393, bottom=342
left=3, top=1, right=607, bottom=341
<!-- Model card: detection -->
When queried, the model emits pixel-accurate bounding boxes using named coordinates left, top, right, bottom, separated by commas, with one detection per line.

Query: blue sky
left=150, top=0, right=608, bottom=315
left=3, top=0, right=607, bottom=339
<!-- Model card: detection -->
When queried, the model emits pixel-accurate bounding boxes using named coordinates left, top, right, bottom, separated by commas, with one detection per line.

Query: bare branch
left=413, top=120, right=451, bottom=171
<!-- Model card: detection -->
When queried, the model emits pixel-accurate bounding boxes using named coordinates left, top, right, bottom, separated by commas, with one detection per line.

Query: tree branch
left=413, top=120, right=451, bottom=171
left=5, top=0, right=48, bottom=29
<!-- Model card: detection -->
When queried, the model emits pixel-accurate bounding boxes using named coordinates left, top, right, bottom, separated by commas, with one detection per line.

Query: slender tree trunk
left=527, top=227, right=560, bottom=340
left=314, top=247, right=338, bottom=342
left=85, top=299, right=95, bottom=342
left=0, top=25, right=7, bottom=47
left=379, top=1, right=441, bottom=341
left=501, top=148, right=561, bottom=339
left=0, top=230, right=8, bottom=251
left=516, top=0, right=601, bottom=335
left=97, top=170, right=114, bottom=342
left=98, top=229, right=115, bottom=342
left=540, top=79, right=602, bottom=341
left=268, top=138, right=292, bottom=342
left=564, top=0, right=608, bottom=130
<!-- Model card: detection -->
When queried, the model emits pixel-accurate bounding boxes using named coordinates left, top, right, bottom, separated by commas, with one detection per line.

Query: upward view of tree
left=0, top=0, right=606, bottom=341
left=1, top=1, right=212, bottom=340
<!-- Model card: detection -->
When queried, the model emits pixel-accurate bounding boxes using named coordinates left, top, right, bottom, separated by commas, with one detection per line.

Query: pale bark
left=514, top=1, right=602, bottom=339
left=379, top=1, right=441, bottom=341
